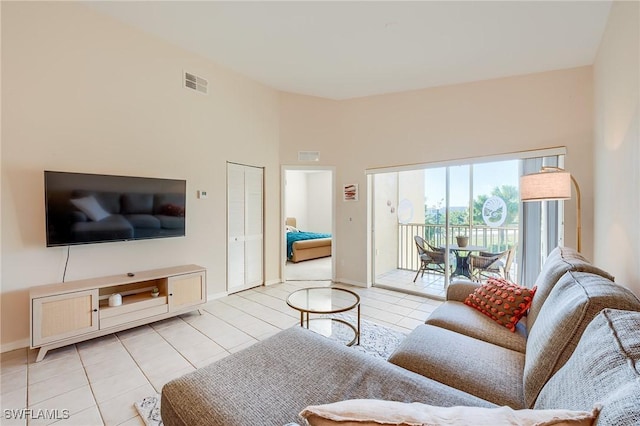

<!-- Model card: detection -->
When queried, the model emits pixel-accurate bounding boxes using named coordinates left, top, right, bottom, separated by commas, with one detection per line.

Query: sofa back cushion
left=534, top=309, right=640, bottom=425
left=527, top=247, right=614, bottom=329
left=72, top=190, right=121, bottom=214
left=523, top=271, right=640, bottom=408
left=122, top=193, right=154, bottom=214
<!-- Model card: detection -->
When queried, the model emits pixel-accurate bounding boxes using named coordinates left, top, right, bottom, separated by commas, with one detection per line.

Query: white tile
left=147, top=366, right=195, bottom=393
left=396, top=317, right=424, bottom=330
left=76, top=335, right=119, bottom=352
left=89, top=367, right=148, bottom=403
left=149, top=317, right=185, bottom=331
left=115, top=325, right=154, bottom=342
left=28, top=368, right=88, bottom=406
left=78, top=342, right=130, bottom=368
left=55, top=405, right=103, bottom=425
left=136, top=352, right=191, bottom=379
left=174, top=340, right=226, bottom=365
left=96, top=383, right=155, bottom=426
left=28, top=355, right=84, bottom=385
left=29, top=345, right=79, bottom=365
left=1, top=356, right=28, bottom=378
left=1, top=368, right=27, bottom=394
left=28, top=385, right=96, bottom=426
left=0, top=386, right=27, bottom=413
left=116, top=415, right=145, bottom=426
left=84, top=352, right=139, bottom=384
left=191, top=352, right=230, bottom=369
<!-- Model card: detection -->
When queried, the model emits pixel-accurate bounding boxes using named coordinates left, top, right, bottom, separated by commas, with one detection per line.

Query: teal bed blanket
left=287, top=231, right=331, bottom=259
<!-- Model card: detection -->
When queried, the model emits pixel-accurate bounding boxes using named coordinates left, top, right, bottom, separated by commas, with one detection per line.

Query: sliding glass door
left=371, top=154, right=551, bottom=299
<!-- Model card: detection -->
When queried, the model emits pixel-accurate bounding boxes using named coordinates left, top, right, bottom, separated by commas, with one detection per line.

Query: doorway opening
left=282, top=166, right=335, bottom=282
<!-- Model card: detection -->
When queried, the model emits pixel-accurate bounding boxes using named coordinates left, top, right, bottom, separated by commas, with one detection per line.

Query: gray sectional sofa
left=161, top=247, right=640, bottom=426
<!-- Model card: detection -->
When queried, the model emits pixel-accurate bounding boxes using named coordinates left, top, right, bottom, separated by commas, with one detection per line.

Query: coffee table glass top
left=286, top=287, right=360, bottom=314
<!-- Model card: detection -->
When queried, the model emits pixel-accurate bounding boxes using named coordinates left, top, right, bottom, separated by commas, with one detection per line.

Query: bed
left=286, top=217, right=332, bottom=263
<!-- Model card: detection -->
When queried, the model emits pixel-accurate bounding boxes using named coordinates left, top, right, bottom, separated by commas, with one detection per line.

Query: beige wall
left=593, top=1, right=640, bottom=294
left=280, top=67, right=595, bottom=285
left=1, top=2, right=281, bottom=349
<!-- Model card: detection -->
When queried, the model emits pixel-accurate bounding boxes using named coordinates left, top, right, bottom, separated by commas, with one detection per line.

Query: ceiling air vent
left=298, top=151, right=320, bottom=162
left=184, top=71, right=208, bottom=95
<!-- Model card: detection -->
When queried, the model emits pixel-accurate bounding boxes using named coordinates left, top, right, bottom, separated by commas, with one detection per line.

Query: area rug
left=134, top=394, right=163, bottom=426
left=134, top=315, right=406, bottom=426
left=318, top=313, right=407, bottom=360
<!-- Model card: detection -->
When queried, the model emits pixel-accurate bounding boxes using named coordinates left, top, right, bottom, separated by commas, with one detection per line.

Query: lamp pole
left=541, top=166, right=582, bottom=252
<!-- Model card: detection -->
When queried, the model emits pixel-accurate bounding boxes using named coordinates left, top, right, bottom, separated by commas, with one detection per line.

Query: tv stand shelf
left=30, top=264, right=206, bottom=362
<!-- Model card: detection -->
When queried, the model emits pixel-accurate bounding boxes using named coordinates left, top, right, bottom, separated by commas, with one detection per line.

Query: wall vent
left=298, top=151, right=320, bottom=162
left=184, top=71, right=208, bottom=95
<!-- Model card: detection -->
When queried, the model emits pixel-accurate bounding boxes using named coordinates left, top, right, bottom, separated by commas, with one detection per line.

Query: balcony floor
left=375, top=269, right=462, bottom=300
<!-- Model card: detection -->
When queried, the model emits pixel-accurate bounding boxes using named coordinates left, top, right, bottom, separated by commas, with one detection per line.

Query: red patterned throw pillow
left=464, top=278, right=537, bottom=332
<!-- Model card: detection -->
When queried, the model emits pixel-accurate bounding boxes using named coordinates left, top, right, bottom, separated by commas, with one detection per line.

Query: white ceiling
left=86, top=1, right=612, bottom=100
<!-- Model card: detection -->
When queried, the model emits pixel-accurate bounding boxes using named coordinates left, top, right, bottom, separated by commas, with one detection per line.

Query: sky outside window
left=424, top=160, right=519, bottom=209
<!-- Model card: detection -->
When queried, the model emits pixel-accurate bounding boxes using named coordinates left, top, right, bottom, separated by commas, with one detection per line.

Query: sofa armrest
left=446, top=280, right=480, bottom=302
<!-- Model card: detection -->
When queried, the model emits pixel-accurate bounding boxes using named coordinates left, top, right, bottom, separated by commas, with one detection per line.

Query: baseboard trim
left=265, top=279, right=283, bottom=286
left=1, top=338, right=30, bottom=354
left=207, top=291, right=228, bottom=302
left=334, top=278, right=367, bottom=288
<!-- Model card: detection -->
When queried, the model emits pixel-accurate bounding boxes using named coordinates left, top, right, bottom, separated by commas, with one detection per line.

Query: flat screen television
left=44, top=171, right=186, bottom=247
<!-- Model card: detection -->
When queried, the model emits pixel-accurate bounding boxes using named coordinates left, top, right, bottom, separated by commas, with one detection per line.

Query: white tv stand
left=30, top=264, right=206, bottom=362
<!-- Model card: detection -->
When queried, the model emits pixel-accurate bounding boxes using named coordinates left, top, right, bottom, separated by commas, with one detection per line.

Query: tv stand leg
left=197, top=309, right=204, bottom=315
left=35, top=347, right=48, bottom=363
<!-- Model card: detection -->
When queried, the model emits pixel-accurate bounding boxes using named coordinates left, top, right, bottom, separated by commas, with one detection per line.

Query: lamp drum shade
left=520, top=171, right=571, bottom=201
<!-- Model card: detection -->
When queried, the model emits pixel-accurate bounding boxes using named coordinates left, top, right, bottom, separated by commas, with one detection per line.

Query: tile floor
left=375, top=269, right=450, bottom=298
left=0, top=280, right=442, bottom=426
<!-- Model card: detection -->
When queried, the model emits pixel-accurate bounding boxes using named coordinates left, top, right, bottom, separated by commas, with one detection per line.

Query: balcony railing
left=398, top=223, right=518, bottom=273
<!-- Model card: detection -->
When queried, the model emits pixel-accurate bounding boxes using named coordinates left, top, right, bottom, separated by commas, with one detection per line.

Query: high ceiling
left=86, top=1, right=612, bottom=100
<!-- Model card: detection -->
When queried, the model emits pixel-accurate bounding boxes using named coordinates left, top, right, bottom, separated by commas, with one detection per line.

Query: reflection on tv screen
left=44, top=171, right=186, bottom=247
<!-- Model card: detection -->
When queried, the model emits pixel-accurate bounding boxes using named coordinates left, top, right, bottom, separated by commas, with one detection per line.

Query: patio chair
left=413, top=235, right=454, bottom=282
left=469, top=245, right=516, bottom=282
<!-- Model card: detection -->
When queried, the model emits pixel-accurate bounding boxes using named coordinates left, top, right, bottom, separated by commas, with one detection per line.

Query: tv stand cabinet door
left=32, top=289, right=99, bottom=347
left=168, top=271, right=206, bottom=311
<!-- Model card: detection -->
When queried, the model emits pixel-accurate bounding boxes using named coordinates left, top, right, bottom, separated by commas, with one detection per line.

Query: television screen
left=44, top=171, right=186, bottom=247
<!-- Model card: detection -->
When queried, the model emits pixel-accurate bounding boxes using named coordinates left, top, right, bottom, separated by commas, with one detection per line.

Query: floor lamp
left=520, top=166, right=582, bottom=252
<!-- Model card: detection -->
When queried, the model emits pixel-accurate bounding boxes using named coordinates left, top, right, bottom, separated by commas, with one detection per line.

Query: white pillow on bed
left=286, top=225, right=300, bottom=233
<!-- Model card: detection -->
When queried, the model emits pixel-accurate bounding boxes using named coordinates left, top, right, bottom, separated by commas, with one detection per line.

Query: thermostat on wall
left=197, top=190, right=208, bottom=199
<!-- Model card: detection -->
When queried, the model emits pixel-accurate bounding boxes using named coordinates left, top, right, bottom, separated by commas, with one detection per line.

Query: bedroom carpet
left=134, top=315, right=407, bottom=425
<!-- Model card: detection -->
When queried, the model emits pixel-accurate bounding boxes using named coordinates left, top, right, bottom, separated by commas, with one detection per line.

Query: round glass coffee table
left=286, top=287, right=360, bottom=346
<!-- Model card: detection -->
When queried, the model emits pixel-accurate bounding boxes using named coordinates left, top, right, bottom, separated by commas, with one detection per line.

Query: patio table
left=443, top=244, right=487, bottom=278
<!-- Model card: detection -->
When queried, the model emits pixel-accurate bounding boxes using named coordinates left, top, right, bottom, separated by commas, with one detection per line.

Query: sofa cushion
left=464, top=278, right=536, bottom=332
left=535, top=309, right=640, bottom=425
left=70, top=196, right=110, bottom=222
left=124, top=214, right=161, bottom=229
left=388, top=324, right=525, bottom=408
left=72, top=190, right=121, bottom=214
left=71, top=214, right=133, bottom=242
left=523, top=272, right=640, bottom=408
left=122, top=193, right=154, bottom=214
left=527, top=246, right=615, bottom=329
left=446, top=280, right=482, bottom=303
left=154, top=193, right=185, bottom=214
left=301, top=399, right=598, bottom=426
left=426, top=301, right=528, bottom=353
left=161, top=326, right=494, bottom=426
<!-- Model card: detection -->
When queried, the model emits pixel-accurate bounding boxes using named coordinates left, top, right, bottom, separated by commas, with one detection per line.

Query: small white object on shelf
left=108, top=293, right=122, bottom=306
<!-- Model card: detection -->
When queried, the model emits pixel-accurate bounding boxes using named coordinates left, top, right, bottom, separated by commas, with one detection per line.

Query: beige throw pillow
left=300, top=399, right=598, bottom=426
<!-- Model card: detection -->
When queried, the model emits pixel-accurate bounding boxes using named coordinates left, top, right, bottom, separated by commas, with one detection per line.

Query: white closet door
left=244, top=166, right=263, bottom=287
left=227, top=163, right=263, bottom=294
